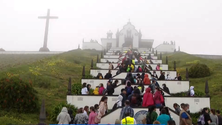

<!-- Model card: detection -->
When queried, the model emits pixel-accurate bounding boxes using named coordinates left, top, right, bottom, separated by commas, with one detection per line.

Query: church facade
left=101, top=21, right=154, bottom=50
left=82, top=21, right=176, bottom=53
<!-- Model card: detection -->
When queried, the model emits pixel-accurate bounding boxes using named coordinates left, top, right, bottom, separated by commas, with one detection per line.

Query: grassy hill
left=0, top=49, right=100, bottom=125
left=0, top=50, right=222, bottom=124
left=162, top=52, right=222, bottom=109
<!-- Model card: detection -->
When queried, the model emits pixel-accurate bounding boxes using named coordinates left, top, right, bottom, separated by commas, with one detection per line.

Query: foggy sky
left=0, top=0, right=222, bottom=54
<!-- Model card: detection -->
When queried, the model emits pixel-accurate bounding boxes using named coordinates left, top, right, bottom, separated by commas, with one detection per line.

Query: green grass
left=162, top=52, right=222, bottom=109
left=0, top=49, right=100, bottom=125
left=0, top=54, right=54, bottom=71
left=0, top=50, right=222, bottom=124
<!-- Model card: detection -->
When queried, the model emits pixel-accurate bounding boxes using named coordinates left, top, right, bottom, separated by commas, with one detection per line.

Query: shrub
left=72, top=83, right=82, bottom=95
left=89, top=88, right=94, bottom=95
left=190, top=112, right=200, bottom=125
left=171, top=90, right=205, bottom=97
left=189, top=63, right=210, bottom=78
left=0, top=77, right=39, bottom=113
left=49, top=102, right=78, bottom=122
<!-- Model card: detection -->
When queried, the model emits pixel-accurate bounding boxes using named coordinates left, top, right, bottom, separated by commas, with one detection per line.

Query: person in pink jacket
left=153, top=87, right=163, bottom=108
left=142, top=88, right=154, bottom=107
left=99, top=83, right=105, bottom=95
left=88, top=106, right=97, bottom=124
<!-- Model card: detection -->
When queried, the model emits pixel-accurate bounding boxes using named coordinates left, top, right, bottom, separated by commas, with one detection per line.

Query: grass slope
left=0, top=51, right=221, bottom=124
left=0, top=49, right=99, bottom=125
left=162, top=52, right=222, bottom=110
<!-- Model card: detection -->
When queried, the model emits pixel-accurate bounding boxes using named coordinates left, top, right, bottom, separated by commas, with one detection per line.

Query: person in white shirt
left=81, top=83, right=89, bottom=95
left=190, top=86, right=195, bottom=96
left=116, top=95, right=123, bottom=107
left=83, top=106, right=89, bottom=124
left=166, top=74, right=171, bottom=80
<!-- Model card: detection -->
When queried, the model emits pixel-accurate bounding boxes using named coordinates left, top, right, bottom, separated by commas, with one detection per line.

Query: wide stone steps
left=66, top=49, right=211, bottom=125
left=90, top=69, right=174, bottom=78
left=96, top=63, right=168, bottom=70
left=101, top=58, right=162, bottom=63
left=67, top=95, right=210, bottom=114
left=81, top=79, right=190, bottom=94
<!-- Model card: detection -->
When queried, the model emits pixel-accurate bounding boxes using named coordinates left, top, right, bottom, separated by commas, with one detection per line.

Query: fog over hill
left=0, top=0, right=222, bottom=54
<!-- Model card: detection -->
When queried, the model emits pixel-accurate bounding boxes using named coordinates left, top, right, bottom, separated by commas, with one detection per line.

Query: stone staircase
left=67, top=48, right=211, bottom=125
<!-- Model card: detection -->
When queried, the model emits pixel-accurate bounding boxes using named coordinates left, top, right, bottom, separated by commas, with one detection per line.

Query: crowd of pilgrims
left=56, top=97, right=222, bottom=125
left=56, top=50, right=222, bottom=124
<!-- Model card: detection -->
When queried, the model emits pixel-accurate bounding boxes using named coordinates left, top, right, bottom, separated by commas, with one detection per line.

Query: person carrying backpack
left=125, top=82, right=133, bottom=97
left=68, top=109, right=74, bottom=124
left=146, top=105, right=158, bottom=124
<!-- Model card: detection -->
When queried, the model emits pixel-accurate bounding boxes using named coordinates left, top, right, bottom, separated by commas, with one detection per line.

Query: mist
left=0, top=0, right=222, bottom=54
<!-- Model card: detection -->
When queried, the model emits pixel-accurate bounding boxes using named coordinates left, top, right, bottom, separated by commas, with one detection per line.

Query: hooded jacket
left=143, top=74, right=151, bottom=85
left=142, top=88, right=154, bottom=107
left=153, top=90, right=162, bottom=105
left=190, top=86, right=195, bottom=96
left=93, top=87, right=99, bottom=95
left=57, top=107, right=71, bottom=124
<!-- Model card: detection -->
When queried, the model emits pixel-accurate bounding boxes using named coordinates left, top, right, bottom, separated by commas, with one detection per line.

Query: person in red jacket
left=142, top=88, right=154, bottom=107
left=153, top=88, right=163, bottom=108
left=143, top=74, right=151, bottom=85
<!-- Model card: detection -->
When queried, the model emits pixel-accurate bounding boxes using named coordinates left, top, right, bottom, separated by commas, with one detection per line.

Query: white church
left=82, top=21, right=176, bottom=53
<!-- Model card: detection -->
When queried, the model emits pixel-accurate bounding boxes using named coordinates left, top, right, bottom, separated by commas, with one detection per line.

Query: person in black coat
left=106, top=81, right=114, bottom=95
left=68, top=109, right=74, bottom=124
left=125, top=73, right=135, bottom=84
left=158, top=71, right=165, bottom=80
left=105, top=70, right=112, bottom=79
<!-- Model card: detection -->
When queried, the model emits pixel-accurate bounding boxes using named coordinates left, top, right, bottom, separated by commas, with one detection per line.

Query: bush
left=0, top=77, right=39, bottom=113
left=171, top=90, right=205, bottom=97
left=190, top=112, right=200, bottom=125
left=72, top=83, right=82, bottom=95
left=189, top=63, right=210, bottom=78
left=49, top=102, right=78, bottom=122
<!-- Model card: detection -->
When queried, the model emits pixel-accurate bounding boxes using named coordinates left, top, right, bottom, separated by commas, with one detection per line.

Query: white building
left=155, top=41, right=176, bottom=53
left=82, top=39, right=104, bottom=51
left=82, top=21, right=177, bottom=53
left=101, top=21, right=154, bottom=50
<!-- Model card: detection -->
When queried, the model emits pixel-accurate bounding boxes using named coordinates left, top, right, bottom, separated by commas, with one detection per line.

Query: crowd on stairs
left=58, top=49, right=222, bottom=125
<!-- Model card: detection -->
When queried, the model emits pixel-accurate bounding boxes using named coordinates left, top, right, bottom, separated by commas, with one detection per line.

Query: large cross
left=38, top=9, right=58, bottom=52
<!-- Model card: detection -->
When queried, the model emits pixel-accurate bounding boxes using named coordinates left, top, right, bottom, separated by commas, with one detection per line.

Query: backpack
left=146, top=113, right=152, bottom=124
left=160, top=94, right=164, bottom=103
left=131, top=95, right=137, bottom=104
left=126, top=87, right=132, bottom=95
left=198, top=114, right=205, bottom=125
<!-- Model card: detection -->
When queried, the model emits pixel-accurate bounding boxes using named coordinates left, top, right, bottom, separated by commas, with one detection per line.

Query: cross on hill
left=38, top=9, right=58, bottom=52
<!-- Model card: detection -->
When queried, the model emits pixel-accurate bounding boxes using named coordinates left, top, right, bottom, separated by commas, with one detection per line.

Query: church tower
left=107, top=30, right=113, bottom=39
left=116, top=29, right=119, bottom=47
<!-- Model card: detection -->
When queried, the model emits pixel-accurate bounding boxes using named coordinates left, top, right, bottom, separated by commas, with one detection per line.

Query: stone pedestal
left=39, top=47, right=50, bottom=52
